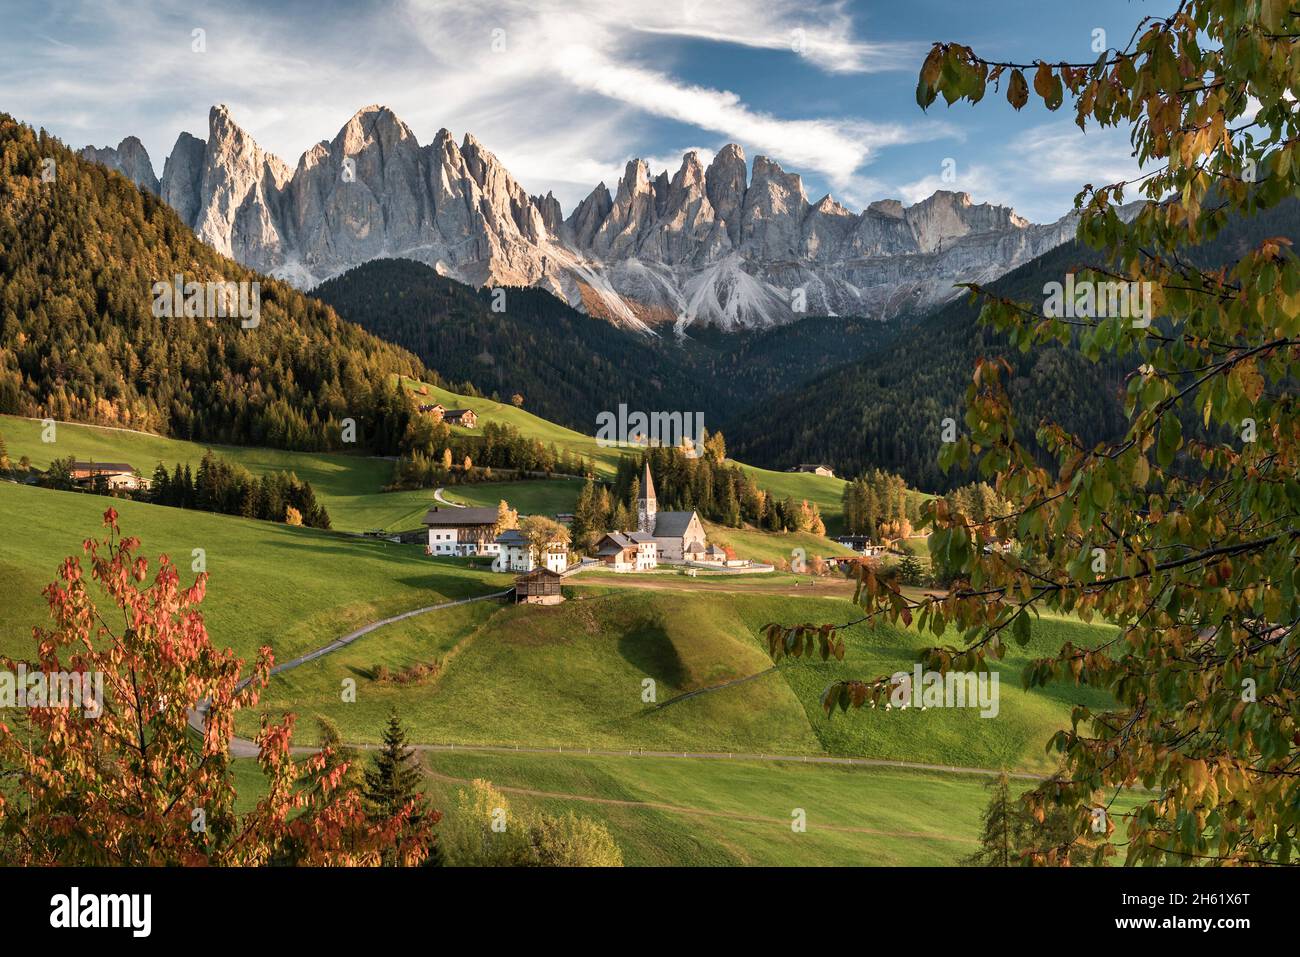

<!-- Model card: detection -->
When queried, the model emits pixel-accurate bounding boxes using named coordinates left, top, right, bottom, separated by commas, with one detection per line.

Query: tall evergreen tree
left=363, top=710, right=426, bottom=825
left=962, top=773, right=1021, bottom=867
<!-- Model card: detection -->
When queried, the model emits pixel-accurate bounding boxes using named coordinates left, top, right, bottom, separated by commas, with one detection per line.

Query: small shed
left=514, top=568, right=564, bottom=605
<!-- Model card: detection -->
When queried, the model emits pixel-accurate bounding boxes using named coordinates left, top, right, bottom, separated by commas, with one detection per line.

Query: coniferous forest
left=0, top=114, right=434, bottom=455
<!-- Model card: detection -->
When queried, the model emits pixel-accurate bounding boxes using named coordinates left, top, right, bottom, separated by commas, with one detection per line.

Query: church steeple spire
left=637, top=461, right=657, bottom=534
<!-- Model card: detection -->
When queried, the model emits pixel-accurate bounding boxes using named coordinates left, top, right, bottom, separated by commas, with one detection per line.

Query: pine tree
left=962, top=772, right=1021, bottom=867
left=363, top=710, right=427, bottom=825
left=896, top=553, right=925, bottom=587
left=150, top=463, right=170, bottom=504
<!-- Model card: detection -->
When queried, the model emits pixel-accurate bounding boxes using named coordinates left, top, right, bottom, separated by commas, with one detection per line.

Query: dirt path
left=572, top=574, right=858, bottom=597
left=433, top=487, right=465, bottom=507
left=188, top=589, right=509, bottom=756
left=421, top=766, right=977, bottom=843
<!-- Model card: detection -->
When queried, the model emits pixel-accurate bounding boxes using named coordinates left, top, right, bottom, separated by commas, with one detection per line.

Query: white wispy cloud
left=2, top=0, right=929, bottom=210
left=894, top=122, right=1145, bottom=221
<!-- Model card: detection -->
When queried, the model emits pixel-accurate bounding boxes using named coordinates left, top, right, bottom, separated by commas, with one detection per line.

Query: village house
left=443, top=409, right=478, bottom=428
left=70, top=461, right=147, bottom=492
left=514, top=568, right=564, bottom=605
left=684, top=541, right=729, bottom=564
left=422, top=506, right=502, bottom=557
left=418, top=403, right=446, bottom=417
left=636, top=463, right=707, bottom=562
left=833, top=535, right=894, bottom=558
left=594, top=531, right=658, bottom=572
left=492, top=528, right=568, bottom=574
left=788, top=463, right=835, bottom=477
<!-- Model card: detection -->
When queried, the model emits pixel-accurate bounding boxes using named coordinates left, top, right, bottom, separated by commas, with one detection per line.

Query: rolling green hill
left=0, top=481, right=507, bottom=663
left=397, top=376, right=852, bottom=530
left=241, top=586, right=1115, bottom=774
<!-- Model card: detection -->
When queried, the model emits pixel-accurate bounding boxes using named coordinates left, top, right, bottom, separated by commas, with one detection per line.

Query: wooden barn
left=514, top=568, right=564, bottom=605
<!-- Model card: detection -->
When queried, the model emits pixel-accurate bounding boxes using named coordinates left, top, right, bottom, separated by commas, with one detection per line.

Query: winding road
left=187, top=589, right=509, bottom=756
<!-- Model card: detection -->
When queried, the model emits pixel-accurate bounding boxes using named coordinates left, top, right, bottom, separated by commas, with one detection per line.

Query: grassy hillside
left=704, top=522, right=857, bottom=567
left=0, top=482, right=507, bottom=663
left=437, top=478, right=584, bottom=516
left=0, top=413, right=578, bottom=531
left=398, top=376, right=852, bottom=530
left=232, top=749, right=1108, bottom=865
left=420, top=752, right=995, bottom=865
left=243, top=586, right=1115, bottom=773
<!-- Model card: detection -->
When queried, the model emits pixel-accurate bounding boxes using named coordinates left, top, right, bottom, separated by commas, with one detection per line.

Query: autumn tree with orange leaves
left=766, top=1, right=1300, bottom=865
left=0, top=508, right=437, bottom=866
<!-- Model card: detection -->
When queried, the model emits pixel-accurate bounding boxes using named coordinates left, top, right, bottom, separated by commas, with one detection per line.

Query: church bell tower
left=637, top=461, right=657, bottom=534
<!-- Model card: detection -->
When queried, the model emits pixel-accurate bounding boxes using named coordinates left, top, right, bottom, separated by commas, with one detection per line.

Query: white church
left=635, top=463, right=712, bottom=562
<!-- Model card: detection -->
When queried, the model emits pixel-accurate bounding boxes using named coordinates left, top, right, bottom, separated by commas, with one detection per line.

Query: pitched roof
left=495, top=529, right=527, bottom=546
left=596, top=532, right=634, bottom=554
left=516, top=568, right=563, bottom=582
left=71, top=461, right=135, bottom=473
left=641, top=461, right=656, bottom=503
left=627, top=531, right=657, bottom=544
left=653, top=510, right=698, bottom=539
left=422, top=506, right=499, bottom=526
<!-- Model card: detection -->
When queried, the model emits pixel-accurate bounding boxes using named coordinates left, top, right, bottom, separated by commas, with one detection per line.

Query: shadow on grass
left=617, top=615, right=688, bottom=690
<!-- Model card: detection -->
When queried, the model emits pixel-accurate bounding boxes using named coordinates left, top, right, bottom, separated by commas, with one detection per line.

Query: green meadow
left=0, top=481, right=508, bottom=663
left=398, top=377, right=852, bottom=531
left=243, top=586, right=1116, bottom=774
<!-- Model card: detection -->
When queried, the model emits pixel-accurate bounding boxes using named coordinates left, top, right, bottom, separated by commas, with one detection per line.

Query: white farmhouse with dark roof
left=636, top=463, right=706, bottom=562
left=422, top=506, right=501, bottom=557
left=493, top=528, right=568, bottom=574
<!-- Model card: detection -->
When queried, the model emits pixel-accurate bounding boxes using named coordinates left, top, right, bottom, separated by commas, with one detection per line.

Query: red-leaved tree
left=0, top=508, right=437, bottom=865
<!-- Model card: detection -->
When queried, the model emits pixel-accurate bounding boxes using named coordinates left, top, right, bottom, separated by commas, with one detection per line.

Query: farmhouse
left=422, top=506, right=501, bottom=557
left=594, top=531, right=658, bottom=572
left=443, top=409, right=478, bottom=428
left=636, top=463, right=707, bottom=561
left=788, top=463, right=835, bottom=477
left=833, top=535, right=894, bottom=557
left=70, top=461, right=147, bottom=491
left=418, top=403, right=446, bottom=417
left=493, top=528, right=568, bottom=574
left=514, top=568, right=564, bottom=605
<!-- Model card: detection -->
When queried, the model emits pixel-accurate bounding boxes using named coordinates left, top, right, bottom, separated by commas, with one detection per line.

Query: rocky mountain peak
left=79, top=135, right=159, bottom=195
left=91, top=104, right=1084, bottom=332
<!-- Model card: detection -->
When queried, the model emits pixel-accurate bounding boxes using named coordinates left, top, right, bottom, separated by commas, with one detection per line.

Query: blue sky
left=0, top=0, right=1174, bottom=221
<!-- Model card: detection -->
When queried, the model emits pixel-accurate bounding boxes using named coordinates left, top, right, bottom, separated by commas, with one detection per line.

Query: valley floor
left=0, top=426, right=1125, bottom=866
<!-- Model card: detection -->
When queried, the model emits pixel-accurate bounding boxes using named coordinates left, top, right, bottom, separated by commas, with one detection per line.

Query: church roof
left=653, top=511, right=698, bottom=539
left=641, top=461, right=656, bottom=503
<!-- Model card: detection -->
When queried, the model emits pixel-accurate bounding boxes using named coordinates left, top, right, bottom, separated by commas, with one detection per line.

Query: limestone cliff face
left=97, top=104, right=1089, bottom=332
left=79, top=136, right=159, bottom=195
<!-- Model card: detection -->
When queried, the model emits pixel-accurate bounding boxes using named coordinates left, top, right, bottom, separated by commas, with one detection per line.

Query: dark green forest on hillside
left=0, top=114, right=437, bottom=454
left=727, top=200, right=1300, bottom=492
left=313, top=258, right=894, bottom=434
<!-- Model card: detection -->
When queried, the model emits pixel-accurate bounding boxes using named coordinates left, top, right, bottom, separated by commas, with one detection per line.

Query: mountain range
left=82, top=104, right=1085, bottom=332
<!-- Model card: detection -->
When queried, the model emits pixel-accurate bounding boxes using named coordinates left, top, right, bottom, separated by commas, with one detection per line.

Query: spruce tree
left=363, top=710, right=426, bottom=825
left=962, top=772, right=1021, bottom=867
left=896, top=553, right=925, bottom=587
